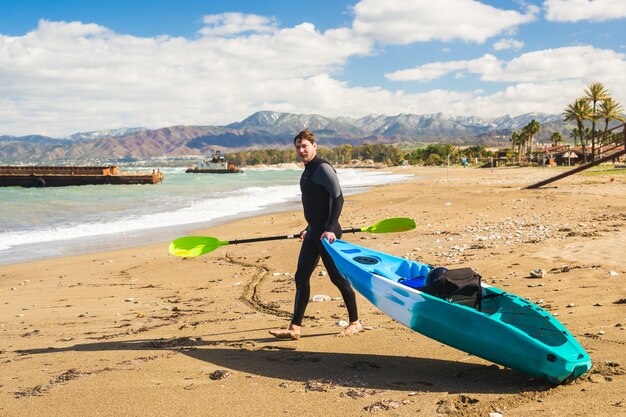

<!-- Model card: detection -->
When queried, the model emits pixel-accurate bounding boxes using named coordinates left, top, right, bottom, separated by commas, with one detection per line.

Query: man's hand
left=321, top=231, right=337, bottom=243
left=299, top=229, right=307, bottom=240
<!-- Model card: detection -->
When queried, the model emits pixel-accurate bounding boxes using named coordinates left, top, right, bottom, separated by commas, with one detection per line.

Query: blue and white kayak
left=323, top=239, right=591, bottom=384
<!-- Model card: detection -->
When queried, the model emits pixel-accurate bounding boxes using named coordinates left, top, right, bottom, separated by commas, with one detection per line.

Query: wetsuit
left=291, top=155, right=358, bottom=326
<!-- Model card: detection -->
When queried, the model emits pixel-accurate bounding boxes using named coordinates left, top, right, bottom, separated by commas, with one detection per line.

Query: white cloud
left=492, top=46, right=626, bottom=83
left=0, top=4, right=625, bottom=138
left=544, top=0, right=626, bottom=22
left=0, top=18, right=371, bottom=136
left=384, top=45, right=626, bottom=118
left=199, top=13, right=278, bottom=36
left=469, top=80, right=590, bottom=116
left=385, top=55, right=501, bottom=82
left=493, top=38, right=525, bottom=51
left=351, top=0, right=537, bottom=44
left=386, top=46, right=626, bottom=85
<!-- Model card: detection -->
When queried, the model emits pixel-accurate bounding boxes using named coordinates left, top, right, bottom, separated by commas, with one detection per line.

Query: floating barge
left=0, top=166, right=164, bottom=187
left=185, top=151, right=242, bottom=174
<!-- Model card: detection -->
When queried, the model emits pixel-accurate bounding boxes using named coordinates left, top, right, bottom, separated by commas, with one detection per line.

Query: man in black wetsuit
left=269, top=129, right=362, bottom=340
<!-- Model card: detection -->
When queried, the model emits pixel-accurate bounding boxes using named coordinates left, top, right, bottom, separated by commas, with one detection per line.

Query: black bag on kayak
left=421, top=267, right=482, bottom=309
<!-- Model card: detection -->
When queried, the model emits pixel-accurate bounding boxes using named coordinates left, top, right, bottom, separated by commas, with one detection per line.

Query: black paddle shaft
left=230, top=234, right=298, bottom=245
left=230, top=227, right=362, bottom=245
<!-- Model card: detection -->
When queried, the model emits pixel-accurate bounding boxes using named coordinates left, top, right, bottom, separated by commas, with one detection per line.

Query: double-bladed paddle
left=168, top=217, right=416, bottom=258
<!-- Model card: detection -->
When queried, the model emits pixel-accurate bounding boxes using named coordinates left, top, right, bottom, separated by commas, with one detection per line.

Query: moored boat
left=185, top=151, right=242, bottom=174
left=0, top=165, right=164, bottom=187
left=323, top=239, right=591, bottom=384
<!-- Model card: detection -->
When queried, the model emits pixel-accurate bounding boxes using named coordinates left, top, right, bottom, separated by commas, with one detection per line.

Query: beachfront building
left=531, top=144, right=626, bottom=166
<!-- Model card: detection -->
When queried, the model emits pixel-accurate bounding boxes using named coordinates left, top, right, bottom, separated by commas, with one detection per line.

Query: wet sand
left=1, top=166, right=624, bottom=416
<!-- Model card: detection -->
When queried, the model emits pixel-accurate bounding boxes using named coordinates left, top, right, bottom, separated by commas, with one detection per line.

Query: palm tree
left=598, top=97, right=625, bottom=147
left=522, top=119, right=541, bottom=163
left=564, top=98, right=592, bottom=163
left=570, top=128, right=579, bottom=146
left=510, top=130, right=518, bottom=152
left=584, top=82, right=609, bottom=160
left=551, top=132, right=563, bottom=146
left=511, top=130, right=526, bottom=164
left=510, top=130, right=521, bottom=162
left=520, top=126, right=531, bottom=163
left=518, top=130, right=528, bottom=164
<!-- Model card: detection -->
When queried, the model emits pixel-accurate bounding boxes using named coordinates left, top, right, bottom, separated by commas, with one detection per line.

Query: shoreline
left=0, top=168, right=411, bottom=266
left=0, top=199, right=303, bottom=267
left=1, top=166, right=624, bottom=417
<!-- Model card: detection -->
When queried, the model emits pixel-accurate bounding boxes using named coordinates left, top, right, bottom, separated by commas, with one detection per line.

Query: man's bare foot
left=269, top=324, right=300, bottom=340
left=338, top=321, right=362, bottom=337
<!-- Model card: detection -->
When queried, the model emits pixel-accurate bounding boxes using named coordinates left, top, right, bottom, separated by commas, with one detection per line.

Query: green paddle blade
left=168, top=236, right=229, bottom=257
left=361, top=217, right=416, bottom=234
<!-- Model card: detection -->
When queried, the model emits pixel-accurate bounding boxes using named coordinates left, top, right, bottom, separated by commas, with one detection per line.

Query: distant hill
left=0, top=111, right=571, bottom=163
left=67, top=127, right=149, bottom=141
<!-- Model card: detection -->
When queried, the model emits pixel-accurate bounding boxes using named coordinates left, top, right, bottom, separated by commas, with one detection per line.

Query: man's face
left=294, top=138, right=317, bottom=164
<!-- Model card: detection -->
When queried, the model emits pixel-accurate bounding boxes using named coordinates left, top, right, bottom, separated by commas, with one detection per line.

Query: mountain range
left=0, top=111, right=570, bottom=163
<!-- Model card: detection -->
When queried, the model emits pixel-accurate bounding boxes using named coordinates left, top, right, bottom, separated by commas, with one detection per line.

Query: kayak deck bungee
left=323, top=239, right=591, bottom=385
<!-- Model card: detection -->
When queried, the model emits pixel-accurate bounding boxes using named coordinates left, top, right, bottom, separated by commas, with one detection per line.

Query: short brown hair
left=293, top=128, right=316, bottom=144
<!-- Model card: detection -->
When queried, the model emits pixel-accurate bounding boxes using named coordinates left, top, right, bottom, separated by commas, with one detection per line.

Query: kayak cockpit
left=371, top=259, right=431, bottom=287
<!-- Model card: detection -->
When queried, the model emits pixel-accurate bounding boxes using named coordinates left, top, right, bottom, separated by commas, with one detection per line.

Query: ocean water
left=0, top=167, right=412, bottom=265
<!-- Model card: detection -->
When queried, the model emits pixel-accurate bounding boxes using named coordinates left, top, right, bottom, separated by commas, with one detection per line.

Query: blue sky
left=1, top=0, right=625, bottom=137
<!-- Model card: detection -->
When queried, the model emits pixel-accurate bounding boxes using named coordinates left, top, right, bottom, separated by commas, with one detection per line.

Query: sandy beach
left=1, top=166, right=624, bottom=417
